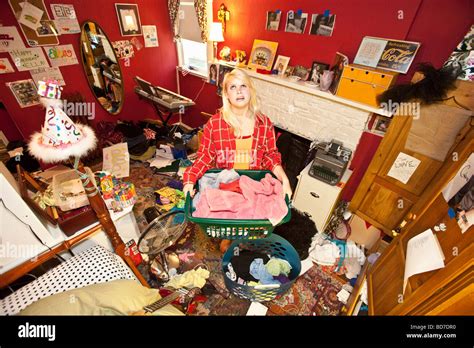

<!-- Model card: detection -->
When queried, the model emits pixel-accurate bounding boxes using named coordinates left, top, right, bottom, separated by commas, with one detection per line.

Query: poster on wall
left=285, top=10, right=308, bottom=34
left=112, top=40, right=135, bottom=59
left=0, top=58, right=16, bottom=74
left=50, top=3, right=80, bottom=34
left=309, top=14, right=336, bottom=37
left=376, top=39, right=420, bottom=74
left=387, top=152, right=421, bottom=185
left=443, top=24, right=474, bottom=81
left=54, top=18, right=81, bottom=35
left=142, top=25, right=159, bottom=47
left=50, top=3, right=76, bottom=19
left=30, top=67, right=65, bottom=86
left=6, top=79, right=41, bottom=108
left=9, top=48, right=49, bottom=71
left=44, top=44, right=79, bottom=67
left=266, top=11, right=281, bottom=31
left=9, top=0, right=60, bottom=47
left=354, top=37, right=420, bottom=73
left=353, top=37, right=387, bottom=67
left=0, top=26, right=26, bottom=52
left=18, top=2, right=44, bottom=30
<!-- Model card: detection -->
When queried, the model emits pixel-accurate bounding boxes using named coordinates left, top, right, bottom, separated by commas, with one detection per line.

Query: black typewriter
left=308, top=140, right=352, bottom=186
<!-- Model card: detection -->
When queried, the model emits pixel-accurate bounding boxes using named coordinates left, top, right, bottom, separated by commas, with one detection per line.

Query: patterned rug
left=266, top=263, right=346, bottom=316
left=127, top=161, right=250, bottom=315
left=127, top=161, right=345, bottom=316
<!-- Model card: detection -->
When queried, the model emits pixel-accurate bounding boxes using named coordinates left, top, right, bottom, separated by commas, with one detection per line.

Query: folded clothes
left=193, top=173, right=288, bottom=225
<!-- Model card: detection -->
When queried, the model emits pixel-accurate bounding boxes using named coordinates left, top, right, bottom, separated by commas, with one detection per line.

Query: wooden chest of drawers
left=336, top=64, right=398, bottom=107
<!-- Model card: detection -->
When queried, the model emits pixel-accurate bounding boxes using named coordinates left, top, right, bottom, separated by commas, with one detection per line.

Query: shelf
left=218, top=61, right=392, bottom=117
left=245, top=69, right=392, bottom=117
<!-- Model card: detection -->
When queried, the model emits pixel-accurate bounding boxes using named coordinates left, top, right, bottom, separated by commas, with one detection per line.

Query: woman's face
left=226, top=76, right=250, bottom=109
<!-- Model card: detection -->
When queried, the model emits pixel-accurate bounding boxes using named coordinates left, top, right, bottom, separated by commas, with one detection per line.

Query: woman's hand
left=282, top=178, right=293, bottom=200
left=272, top=165, right=292, bottom=199
left=183, top=183, right=195, bottom=198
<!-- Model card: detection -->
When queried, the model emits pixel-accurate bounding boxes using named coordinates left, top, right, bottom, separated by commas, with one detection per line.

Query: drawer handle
left=310, top=192, right=320, bottom=198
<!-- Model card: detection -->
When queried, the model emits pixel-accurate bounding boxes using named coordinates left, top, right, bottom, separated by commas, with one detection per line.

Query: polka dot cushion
left=0, top=246, right=137, bottom=316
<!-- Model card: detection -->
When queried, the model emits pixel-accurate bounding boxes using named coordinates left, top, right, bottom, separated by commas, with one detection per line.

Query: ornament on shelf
left=219, top=46, right=231, bottom=61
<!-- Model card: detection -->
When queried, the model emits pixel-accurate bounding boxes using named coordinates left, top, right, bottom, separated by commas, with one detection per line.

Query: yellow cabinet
left=336, top=64, right=398, bottom=107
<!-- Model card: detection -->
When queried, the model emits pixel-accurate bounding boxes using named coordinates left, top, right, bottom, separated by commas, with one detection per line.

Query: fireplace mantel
left=237, top=67, right=389, bottom=150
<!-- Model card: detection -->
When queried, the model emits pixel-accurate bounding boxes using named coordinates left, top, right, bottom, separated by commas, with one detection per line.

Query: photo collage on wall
left=265, top=9, right=336, bottom=36
left=2, top=2, right=85, bottom=108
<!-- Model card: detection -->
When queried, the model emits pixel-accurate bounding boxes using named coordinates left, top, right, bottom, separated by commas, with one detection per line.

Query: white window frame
left=176, top=0, right=213, bottom=78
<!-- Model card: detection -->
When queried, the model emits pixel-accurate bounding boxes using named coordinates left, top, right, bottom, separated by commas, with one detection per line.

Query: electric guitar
left=130, top=287, right=201, bottom=315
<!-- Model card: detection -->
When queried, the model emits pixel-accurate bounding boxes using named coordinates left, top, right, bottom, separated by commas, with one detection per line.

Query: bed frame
left=0, top=163, right=149, bottom=290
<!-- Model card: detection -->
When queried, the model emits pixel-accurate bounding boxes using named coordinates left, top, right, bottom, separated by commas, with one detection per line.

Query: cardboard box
left=348, top=214, right=382, bottom=250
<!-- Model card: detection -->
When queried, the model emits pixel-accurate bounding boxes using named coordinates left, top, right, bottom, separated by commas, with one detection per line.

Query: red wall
left=0, top=0, right=178, bottom=140
left=0, top=104, right=22, bottom=142
left=176, top=0, right=473, bottom=121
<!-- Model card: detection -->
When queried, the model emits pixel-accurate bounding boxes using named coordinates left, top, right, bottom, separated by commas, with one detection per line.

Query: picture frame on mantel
left=115, top=3, right=142, bottom=36
left=248, top=39, right=279, bottom=71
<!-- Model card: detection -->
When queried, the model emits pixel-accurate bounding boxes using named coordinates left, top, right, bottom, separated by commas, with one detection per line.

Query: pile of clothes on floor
left=95, top=120, right=200, bottom=176
left=154, top=179, right=186, bottom=213
left=225, top=250, right=292, bottom=286
left=192, top=169, right=288, bottom=225
left=308, top=232, right=366, bottom=281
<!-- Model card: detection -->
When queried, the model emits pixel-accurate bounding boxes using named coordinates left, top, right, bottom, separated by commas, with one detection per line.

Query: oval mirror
left=80, top=21, right=124, bottom=115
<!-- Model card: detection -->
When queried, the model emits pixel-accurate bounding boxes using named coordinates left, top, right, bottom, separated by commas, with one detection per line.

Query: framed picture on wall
left=6, top=79, right=40, bottom=108
left=248, top=39, right=279, bottom=71
left=115, top=3, right=142, bottom=36
left=371, top=115, right=392, bottom=135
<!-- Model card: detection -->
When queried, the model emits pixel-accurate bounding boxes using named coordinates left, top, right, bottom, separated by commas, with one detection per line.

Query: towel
left=193, top=174, right=288, bottom=225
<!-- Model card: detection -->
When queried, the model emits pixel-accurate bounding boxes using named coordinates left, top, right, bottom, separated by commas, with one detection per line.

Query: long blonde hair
left=221, top=69, right=260, bottom=137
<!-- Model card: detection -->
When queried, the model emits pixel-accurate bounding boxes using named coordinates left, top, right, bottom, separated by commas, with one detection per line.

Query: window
left=176, top=1, right=212, bottom=77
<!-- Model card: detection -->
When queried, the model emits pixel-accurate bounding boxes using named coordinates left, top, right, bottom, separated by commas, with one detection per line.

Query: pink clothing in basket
left=193, top=174, right=288, bottom=225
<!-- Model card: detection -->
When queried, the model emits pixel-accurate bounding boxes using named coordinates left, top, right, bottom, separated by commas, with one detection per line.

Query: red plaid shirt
left=183, top=112, right=282, bottom=185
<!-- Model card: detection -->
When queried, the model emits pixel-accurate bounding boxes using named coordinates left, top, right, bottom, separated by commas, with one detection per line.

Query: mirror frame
left=79, top=20, right=124, bottom=115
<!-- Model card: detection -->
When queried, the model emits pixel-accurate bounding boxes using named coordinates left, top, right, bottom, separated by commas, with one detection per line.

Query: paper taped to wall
left=387, top=152, right=421, bottom=184
left=403, top=229, right=445, bottom=294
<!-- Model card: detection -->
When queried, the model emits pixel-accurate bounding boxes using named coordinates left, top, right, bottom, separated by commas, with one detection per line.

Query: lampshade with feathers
left=28, top=81, right=97, bottom=163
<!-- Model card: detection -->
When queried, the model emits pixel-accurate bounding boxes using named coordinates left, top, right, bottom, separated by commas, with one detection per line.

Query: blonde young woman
left=183, top=69, right=292, bottom=249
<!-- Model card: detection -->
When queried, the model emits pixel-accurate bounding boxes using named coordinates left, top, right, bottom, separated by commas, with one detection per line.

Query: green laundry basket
left=184, top=169, right=291, bottom=240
